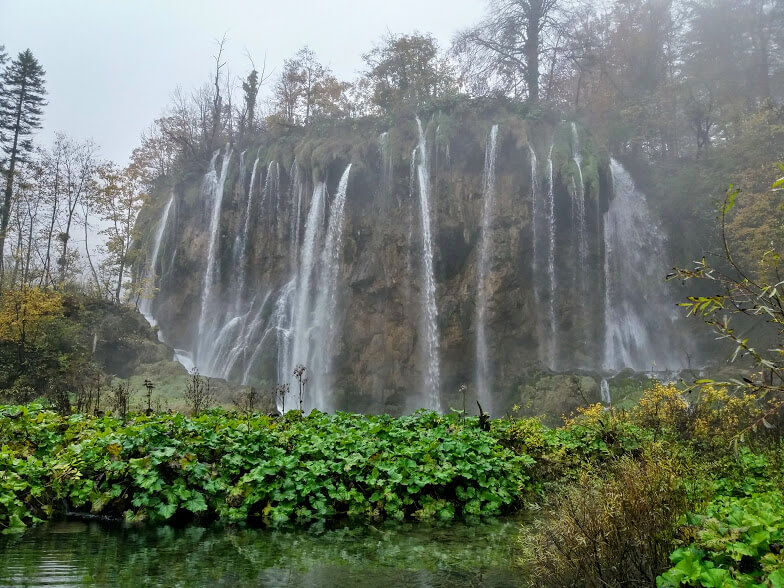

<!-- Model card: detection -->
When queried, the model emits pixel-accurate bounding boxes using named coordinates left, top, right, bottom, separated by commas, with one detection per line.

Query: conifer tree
left=0, top=49, right=46, bottom=280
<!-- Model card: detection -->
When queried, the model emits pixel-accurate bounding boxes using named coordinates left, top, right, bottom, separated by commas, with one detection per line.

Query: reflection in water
left=0, top=519, right=522, bottom=587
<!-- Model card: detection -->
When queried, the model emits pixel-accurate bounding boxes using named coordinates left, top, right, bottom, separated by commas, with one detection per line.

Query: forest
left=1, top=0, right=784, bottom=586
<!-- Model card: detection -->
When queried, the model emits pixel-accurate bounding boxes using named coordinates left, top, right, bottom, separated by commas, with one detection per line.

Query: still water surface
left=0, top=518, right=522, bottom=587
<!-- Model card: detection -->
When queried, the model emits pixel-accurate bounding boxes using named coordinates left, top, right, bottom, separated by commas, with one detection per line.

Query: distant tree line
left=137, top=0, right=784, bottom=178
left=0, top=45, right=147, bottom=301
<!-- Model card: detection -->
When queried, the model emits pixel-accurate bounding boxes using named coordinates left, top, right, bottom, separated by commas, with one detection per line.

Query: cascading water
left=475, top=125, right=498, bottom=413
left=271, top=162, right=283, bottom=242
left=600, top=378, right=611, bottom=404
left=603, top=159, right=684, bottom=372
left=196, top=147, right=231, bottom=367
left=289, top=161, right=303, bottom=272
left=545, top=143, right=557, bottom=368
left=311, top=165, right=352, bottom=410
left=218, top=291, right=272, bottom=380
left=414, top=118, right=441, bottom=412
left=225, top=165, right=352, bottom=413
left=145, top=119, right=697, bottom=418
left=287, top=182, right=328, bottom=409
left=196, top=153, right=273, bottom=380
left=529, top=146, right=548, bottom=367
left=380, top=132, right=394, bottom=200
left=570, top=123, right=588, bottom=306
left=235, top=156, right=260, bottom=308
left=259, top=161, right=276, bottom=219
left=139, top=193, right=174, bottom=330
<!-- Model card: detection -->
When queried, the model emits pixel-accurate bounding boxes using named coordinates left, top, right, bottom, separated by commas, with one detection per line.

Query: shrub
left=184, top=370, right=214, bottom=416
left=558, top=403, right=650, bottom=461
left=632, top=382, right=689, bottom=436
left=518, top=445, right=699, bottom=587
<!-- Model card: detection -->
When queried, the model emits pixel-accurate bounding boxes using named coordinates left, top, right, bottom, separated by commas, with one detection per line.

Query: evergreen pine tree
left=0, top=49, right=46, bottom=280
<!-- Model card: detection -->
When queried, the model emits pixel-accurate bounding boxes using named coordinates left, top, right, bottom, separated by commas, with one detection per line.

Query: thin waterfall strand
left=475, top=124, right=498, bottom=413
left=415, top=117, right=441, bottom=412
left=139, top=193, right=174, bottom=330
left=311, top=164, right=352, bottom=410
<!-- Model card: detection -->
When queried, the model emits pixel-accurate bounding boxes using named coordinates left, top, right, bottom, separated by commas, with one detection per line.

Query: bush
left=632, top=382, right=690, bottom=436
left=184, top=370, right=214, bottom=417
left=518, top=445, right=700, bottom=587
left=631, top=382, right=774, bottom=450
left=558, top=403, right=650, bottom=461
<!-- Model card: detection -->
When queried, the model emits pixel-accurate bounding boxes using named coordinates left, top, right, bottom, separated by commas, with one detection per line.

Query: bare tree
left=453, top=0, right=562, bottom=103
left=130, top=122, right=177, bottom=186
left=185, top=368, right=215, bottom=416
left=56, top=137, right=97, bottom=284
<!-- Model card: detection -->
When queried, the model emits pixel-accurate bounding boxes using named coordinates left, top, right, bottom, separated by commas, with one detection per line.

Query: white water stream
left=414, top=118, right=441, bottom=412
left=475, top=124, right=499, bottom=413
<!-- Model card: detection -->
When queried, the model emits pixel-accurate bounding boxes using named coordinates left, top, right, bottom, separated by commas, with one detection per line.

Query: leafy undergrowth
left=658, top=451, right=784, bottom=588
left=0, top=405, right=534, bottom=533
left=511, top=383, right=784, bottom=587
left=5, top=381, right=784, bottom=587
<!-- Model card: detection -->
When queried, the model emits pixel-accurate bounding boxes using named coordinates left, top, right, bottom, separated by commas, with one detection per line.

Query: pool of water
left=0, top=518, right=523, bottom=587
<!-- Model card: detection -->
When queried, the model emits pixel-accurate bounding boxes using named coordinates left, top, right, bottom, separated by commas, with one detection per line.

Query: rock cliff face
left=135, top=105, right=695, bottom=417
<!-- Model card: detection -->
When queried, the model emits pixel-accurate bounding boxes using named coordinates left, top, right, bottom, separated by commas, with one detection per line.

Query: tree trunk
left=23, top=202, right=34, bottom=286
left=0, top=79, right=25, bottom=287
left=524, top=6, right=541, bottom=104
left=10, top=208, right=23, bottom=287
left=82, top=203, right=101, bottom=296
left=41, top=153, right=61, bottom=287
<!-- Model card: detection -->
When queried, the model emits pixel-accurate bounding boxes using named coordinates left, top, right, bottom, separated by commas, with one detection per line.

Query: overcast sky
left=1, top=0, right=485, bottom=165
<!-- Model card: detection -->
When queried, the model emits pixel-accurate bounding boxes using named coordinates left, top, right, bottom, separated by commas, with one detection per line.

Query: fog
left=1, top=0, right=484, bottom=164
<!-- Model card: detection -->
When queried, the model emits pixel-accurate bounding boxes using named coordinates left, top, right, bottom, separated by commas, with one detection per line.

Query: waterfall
left=288, top=181, right=328, bottom=408
left=139, top=193, right=174, bottom=330
left=529, top=146, right=547, bottom=365
left=174, top=349, right=195, bottom=373
left=403, top=148, right=417, bottom=309
left=570, top=124, right=589, bottom=356
left=571, top=124, right=588, bottom=300
left=234, top=167, right=353, bottom=413
left=529, top=139, right=558, bottom=370
left=600, top=378, right=611, bottom=404
left=289, top=161, right=303, bottom=271
left=271, top=279, right=296, bottom=393
left=235, top=156, right=260, bottom=308
left=603, top=159, right=684, bottom=372
left=545, top=143, right=557, bottom=368
left=240, top=281, right=293, bottom=386
left=414, top=117, right=441, bottom=412
left=196, top=147, right=231, bottom=367
left=259, top=161, right=275, bottom=218
left=272, top=162, right=283, bottom=242
left=311, top=164, right=352, bottom=410
left=217, top=291, right=272, bottom=380
left=475, top=124, right=498, bottom=413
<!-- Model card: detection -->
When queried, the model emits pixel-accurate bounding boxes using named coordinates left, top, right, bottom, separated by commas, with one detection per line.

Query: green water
left=0, top=518, right=522, bottom=587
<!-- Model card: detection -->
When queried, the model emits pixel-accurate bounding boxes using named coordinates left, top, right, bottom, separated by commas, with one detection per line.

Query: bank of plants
left=4, top=384, right=784, bottom=587
left=0, top=406, right=534, bottom=533
left=511, top=381, right=784, bottom=587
